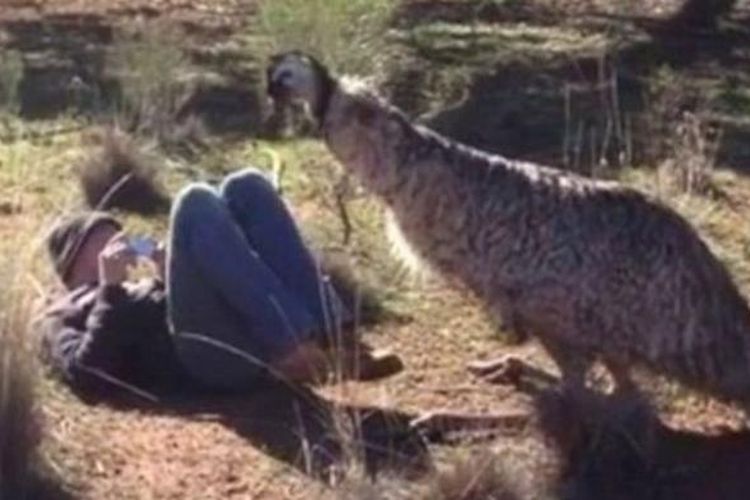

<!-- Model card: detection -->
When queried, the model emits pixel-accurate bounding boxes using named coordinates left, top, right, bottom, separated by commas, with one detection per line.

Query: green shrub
left=255, top=0, right=396, bottom=76
left=107, top=21, right=195, bottom=137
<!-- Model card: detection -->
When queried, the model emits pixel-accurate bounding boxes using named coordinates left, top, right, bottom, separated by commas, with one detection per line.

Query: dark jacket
left=38, top=279, right=190, bottom=400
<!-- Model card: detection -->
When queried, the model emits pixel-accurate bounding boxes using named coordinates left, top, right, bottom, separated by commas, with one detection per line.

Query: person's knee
left=220, top=168, right=276, bottom=204
left=170, top=184, right=221, bottom=237
left=173, top=184, right=219, bottom=215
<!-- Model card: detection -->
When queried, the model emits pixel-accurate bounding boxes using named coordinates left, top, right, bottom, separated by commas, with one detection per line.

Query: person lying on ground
left=37, top=168, right=403, bottom=401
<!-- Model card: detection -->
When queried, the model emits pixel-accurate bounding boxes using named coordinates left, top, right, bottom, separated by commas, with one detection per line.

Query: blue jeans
left=167, top=168, right=347, bottom=390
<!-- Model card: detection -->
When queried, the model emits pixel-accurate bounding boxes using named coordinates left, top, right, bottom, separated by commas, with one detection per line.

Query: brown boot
left=272, top=340, right=330, bottom=384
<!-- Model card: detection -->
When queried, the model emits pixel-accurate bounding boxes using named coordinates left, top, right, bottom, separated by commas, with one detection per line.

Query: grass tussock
left=0, top=255, right=41, bottom=498
left=77, top=128, right=170, bottom=215
left=0, top=328, right=38, bottom=499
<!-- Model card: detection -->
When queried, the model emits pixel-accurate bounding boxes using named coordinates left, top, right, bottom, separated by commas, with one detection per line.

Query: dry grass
left=107, top=20, right=198, bottom=144
left=658, top=110, right=721, bottom=195
left=0, top=302, right=39, bottom=498
left=0, top=213, right=58, bottom=499
left=255, top=0, right=397, bottom=76
left=320, top=450, right=527, bottom=500
left=421, top=451, right=523, bottom=500
left=77, top=128, right=170, bottom=215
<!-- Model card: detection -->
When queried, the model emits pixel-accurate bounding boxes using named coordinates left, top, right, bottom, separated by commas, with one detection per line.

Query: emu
left=266, top=51, right=750, bottom=402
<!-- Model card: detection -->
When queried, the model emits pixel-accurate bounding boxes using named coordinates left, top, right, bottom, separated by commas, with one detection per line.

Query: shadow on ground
left=94, top=381, right=432, bottom=484
left=537, top=386, right=750, bottom=500
left=476, top=361, right=750, bottom=500
left=60, top=357, right=750, bottom=499
left=20, top=473, right=77, bottom=500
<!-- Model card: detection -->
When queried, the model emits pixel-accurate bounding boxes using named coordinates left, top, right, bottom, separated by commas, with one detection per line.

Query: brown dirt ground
left=40, top=277, right=549, bottom=499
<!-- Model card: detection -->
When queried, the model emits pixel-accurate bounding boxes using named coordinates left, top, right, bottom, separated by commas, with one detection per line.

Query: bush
left=107, top=20, right=196, bottom=139
left=255, top=0, right=396, bottom=76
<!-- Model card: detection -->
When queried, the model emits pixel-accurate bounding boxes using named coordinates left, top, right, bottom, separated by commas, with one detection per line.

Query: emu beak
left=266, top=76, right=282, bottom=101
left=266, top=66, right=290, bottom=103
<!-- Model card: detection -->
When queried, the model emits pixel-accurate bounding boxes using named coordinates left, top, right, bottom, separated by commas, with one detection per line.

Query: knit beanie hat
left=46, top=211, right=122, bottom=280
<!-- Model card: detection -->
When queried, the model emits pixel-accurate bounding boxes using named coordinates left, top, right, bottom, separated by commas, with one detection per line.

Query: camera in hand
left=129, top=236, right=156, bottom=258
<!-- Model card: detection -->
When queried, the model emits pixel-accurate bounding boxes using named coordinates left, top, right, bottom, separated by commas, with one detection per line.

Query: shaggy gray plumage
left=267, top=52, right=750, bottom=401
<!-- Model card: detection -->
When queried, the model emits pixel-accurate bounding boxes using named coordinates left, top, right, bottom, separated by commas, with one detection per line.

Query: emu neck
left=319, top=81, right=507, bottom=289
left=312, top=70, right=336, bottom=124
left=321, top=83, right=425, bottom=202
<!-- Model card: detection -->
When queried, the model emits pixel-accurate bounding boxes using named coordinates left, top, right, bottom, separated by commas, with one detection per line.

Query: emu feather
left=267, top=52, right=750, bottom=402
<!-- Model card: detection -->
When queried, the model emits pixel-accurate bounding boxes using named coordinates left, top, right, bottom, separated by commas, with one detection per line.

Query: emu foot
left=467, top=356, right=528, bottom=386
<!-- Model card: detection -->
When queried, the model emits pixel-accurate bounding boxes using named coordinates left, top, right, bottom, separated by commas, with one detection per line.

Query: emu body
left=267, top=53, right=750, bottom=401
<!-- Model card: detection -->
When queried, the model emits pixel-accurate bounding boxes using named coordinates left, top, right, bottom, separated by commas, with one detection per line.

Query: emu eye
left=269, top=69, right=287, bottom=85
left=268, top=68, right=296, bottom=99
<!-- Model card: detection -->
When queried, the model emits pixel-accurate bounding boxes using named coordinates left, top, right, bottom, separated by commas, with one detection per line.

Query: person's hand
left=151, top=242, right=167, bottom=280
left=98, top=233, right=136, bottom=286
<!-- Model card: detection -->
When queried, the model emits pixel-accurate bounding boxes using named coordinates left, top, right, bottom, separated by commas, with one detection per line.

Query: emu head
left=266, top=51, right=336, bottom=123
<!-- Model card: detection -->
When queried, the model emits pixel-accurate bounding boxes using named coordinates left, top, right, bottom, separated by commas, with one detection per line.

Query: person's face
left=64, top=223, right=120, bottom=289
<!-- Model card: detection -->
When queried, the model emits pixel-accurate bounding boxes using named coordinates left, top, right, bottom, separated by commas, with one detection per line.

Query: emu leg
left=467, top=356, right=559, bottom=388
left=539, top=337, right=592, bottom=392
left=467, top=356, right=528, bottom=385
